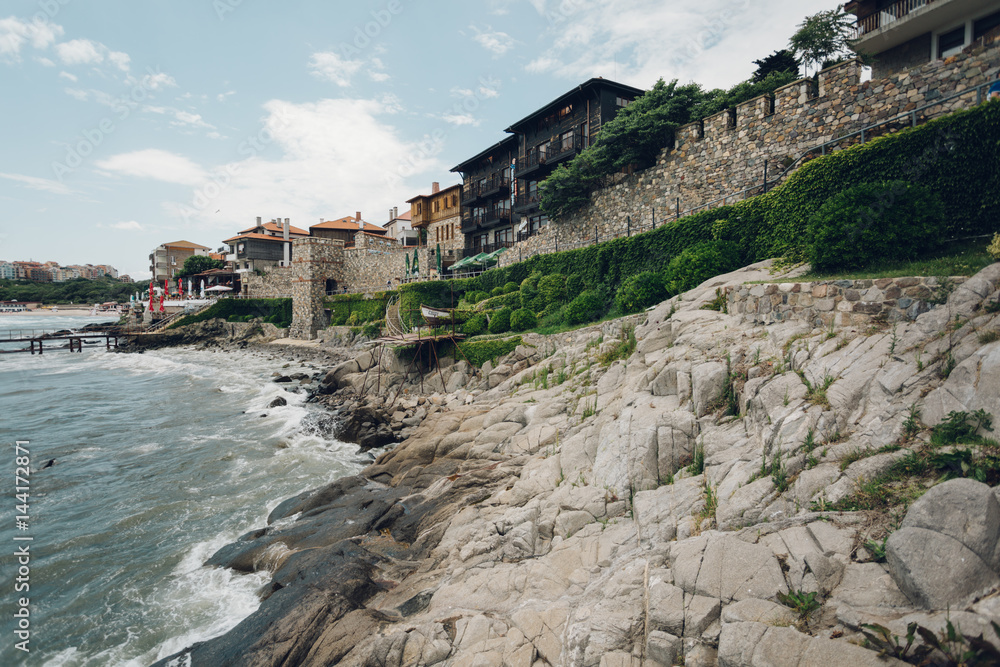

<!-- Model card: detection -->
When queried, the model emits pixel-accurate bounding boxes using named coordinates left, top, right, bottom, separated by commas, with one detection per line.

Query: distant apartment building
left=382, top=207, right=418, bottom=246
left=0, top=262, right=14, bottom=280
left=149, top=241, right=211, bottom=281
left=310, top=212, right=387, bottom=247
left=224, top=217, right=309, bottom=274
left=407, top=182, right=463, bottom=252
left=847, top=0, right=1000, bottom=77
left=452, top=78, right=644, bottom=255
left=119, top=274, right=133, bottom=283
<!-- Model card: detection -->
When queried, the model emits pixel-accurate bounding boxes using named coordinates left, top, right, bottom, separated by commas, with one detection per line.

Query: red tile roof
left=163, top=240, right=211, bottom=250
left=224, top=232, right=293, bottom=243
left=311, top=216, right=386, bottom=233
left=239, top=222, right=310, bottom=236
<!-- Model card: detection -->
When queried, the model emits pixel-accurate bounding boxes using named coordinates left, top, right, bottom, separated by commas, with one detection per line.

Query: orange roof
left=163, top=240, right=210, bottom=250
left=311, top=216, right=385, bottom=233
left=224, top=232, right=293, bottom=243
left=209, top=253, right=225, bottom=261
left=359, top=231, right=397, bottom=240
left=396, top=210, right=412, bottom=221
left=239, top=222, right=310, bottom=236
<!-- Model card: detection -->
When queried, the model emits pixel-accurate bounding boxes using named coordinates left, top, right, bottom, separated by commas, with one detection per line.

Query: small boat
left=420, top=304, right=454, bottom=326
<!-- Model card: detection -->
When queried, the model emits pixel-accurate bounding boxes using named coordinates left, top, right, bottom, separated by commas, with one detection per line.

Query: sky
left=0, top=0, right=836, bottom=279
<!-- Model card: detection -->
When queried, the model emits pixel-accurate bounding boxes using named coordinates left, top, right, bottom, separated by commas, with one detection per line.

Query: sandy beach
left=14, top=308, right=116, bottom=317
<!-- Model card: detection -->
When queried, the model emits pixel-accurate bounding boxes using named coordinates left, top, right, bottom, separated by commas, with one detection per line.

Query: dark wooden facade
left=451, top=78, right=644, bottom=255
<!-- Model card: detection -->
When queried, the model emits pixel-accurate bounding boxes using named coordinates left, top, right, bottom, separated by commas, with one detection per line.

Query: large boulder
left=886, top=479, right=1000, bottom=609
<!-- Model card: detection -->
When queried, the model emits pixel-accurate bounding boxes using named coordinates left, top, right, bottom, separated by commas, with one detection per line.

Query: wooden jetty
left=0, top=328, right=124, bottom=354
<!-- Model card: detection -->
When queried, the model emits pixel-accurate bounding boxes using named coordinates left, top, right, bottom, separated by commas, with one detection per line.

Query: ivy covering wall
left=169, top=298, right=292, bottom=329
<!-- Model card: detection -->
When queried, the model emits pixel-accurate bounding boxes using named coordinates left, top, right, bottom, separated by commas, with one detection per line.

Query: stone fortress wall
left=499, top=38, right=1000, bottom=268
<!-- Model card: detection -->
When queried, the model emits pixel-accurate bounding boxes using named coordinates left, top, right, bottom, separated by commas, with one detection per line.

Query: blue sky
left=0, top=0, right=834, bottom=279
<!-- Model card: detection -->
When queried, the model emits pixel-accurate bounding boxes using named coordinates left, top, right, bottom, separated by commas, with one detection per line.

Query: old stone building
left=407, top=182, right=463, bottom=268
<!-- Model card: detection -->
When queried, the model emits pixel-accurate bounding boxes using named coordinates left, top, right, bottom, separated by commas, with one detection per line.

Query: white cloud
left=58, top=70, right=77, bottom=82
left=95, top=149, right=208, bottom=186
left=441, top=113, right=479, bottom=126
left=522, top=0, right=834, bottom=90
left=166, top=97, right=443, bottom=233
left=309, top=51, right=363, bottom=87
left=172, top=110, right=214, bottom=129
left=108, top=50, right=130, bottom=71
left=472, top=27, right=516, bottom=56
left=56, top=38, right=105, bottom=65
left=0, top=17, right=63, bottom=61
left=0, top=172, right=75, bottom=195
left=141, top=71, right=177, bottom=90
left=217, top=90, right=236, bottom=102
left=36, top=56, right=55, bottom=66
left=64, top=87, right=88, bottom=101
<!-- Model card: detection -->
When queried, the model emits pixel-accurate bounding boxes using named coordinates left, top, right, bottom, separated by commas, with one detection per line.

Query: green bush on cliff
left=488, top=307, right=512, bottom=334
left=664, top=240, right=742, bottom=294
left=170, top=298, right=292, bottom=329
left=538, top=274, right=567, bottom=306
left=462, top=313, right=488, bottom=336
left=806, top=181, right=944, bottom=272
left=445, top=336, right=522, bottom=367
left=503, top=281, right=520, bottom=294
left=564, top=290, right=606, bottom=325
left=615, top=271, right=669, bottom=314
left=510, top=308, right=537, bottom=332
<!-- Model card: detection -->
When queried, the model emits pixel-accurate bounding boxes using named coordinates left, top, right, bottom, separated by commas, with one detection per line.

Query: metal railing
left=851, top=0, right=936, bottom=39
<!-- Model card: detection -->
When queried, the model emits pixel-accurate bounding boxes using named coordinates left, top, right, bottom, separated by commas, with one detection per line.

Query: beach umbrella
left=159, top=291, right=165, bottom=312
left=412, top=248, right=419, bottom=276
left=178, top=278, right=183, bottom=298
left=405, top=253, right=410, bottom=277
left=164, top=279, right=169, bottom=297
left=188, top=279, right=193, bottom=295
left=436, top=243, right=442, bottom=276
left=200, top=279, right=205, bottom=298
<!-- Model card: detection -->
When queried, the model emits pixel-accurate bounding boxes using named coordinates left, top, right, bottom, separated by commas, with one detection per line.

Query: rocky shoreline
left=146, top=260, right=1000, bottom=667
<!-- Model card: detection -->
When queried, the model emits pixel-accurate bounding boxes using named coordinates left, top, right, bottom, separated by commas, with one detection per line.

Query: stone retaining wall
left=726, top=276, right=966, bottom=328
left=499, top=38, right=1000, bottom=269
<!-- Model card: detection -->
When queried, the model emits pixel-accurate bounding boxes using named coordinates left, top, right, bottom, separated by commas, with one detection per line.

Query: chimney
left=431, top=182, right=440, bottom=194
left=256, top=216, right=262, bottom=225
left=356, top=211, right=363, bottom=230
left=283, top=218, right=290, bottom=266
left=389, top=208, right=393, bottom=222
left=393, top=206, right=398, bottom=219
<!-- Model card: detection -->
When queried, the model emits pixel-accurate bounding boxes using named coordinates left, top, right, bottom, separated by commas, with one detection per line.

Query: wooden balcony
left=513, top=192, right=542, bottom=213
left=479, top=173, right=511, bottom=199
left=546, top=132, right=584, bottom=165
left=850, top=0, right=938, bottom=39
left=514, top=148, right=548, bottom=178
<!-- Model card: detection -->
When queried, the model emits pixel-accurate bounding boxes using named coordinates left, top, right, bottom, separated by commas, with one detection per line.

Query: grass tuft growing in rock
left=597, top=325, right=637, bottom=365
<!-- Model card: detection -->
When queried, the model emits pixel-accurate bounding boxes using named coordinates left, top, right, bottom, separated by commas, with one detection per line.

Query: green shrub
left=170, top=298, right=292, bottom=329
left=489, top=307, right=512, bottom=334
left=538, top=273, right=566, bottom=305
left=503, top=281, right=520, bottom=294
left=530, top=295, right=547, bottom=312
left=566, top=273, right=584, bottom=296
left=520, top=281, right=539, bottom=310
left=479, top=292, right=521, bottom=311
left=324, top=293, right=392, bottom=325
left=564, top=290, right=605, bottom=325
left=664, top=240, right=741, bottom=294
left=806, top=181, right=945, bottom=272
left=362, top=321, right=381, bottom=338
left=462, top=312, right=488, bottom=336
left=445, top=336, right=522, bottom=367
left=615, top=271, right=669, bottom=314
left=521, top=271, right=542, bottom=290
left=490, top=286, right=504, bottom=298
left=510, top=308, right=538, bottom=332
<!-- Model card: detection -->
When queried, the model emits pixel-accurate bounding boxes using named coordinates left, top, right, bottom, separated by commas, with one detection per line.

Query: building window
left=937, top=25, right=966, bottom=58
left=616, top=96, right=632, bottom=107
left=416, top=203, right=422, bottom=215
left=557, top=103, right=573, bottom=120
left=974, top=10, right=1000, bottom=41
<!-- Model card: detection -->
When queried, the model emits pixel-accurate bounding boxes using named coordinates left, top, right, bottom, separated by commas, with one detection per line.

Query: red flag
left=164, top=279, right=169, bottom=297
left=159, top=292, right=165, bottom=312
left=178, top=278, right=183, bottom=297
left=148, top=282, right=154, bottom=312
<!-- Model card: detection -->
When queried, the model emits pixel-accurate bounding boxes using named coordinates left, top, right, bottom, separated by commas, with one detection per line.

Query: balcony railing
left=546, top=132, right=585, bottom=165
left=514, top=192, right=542, bottom=212
left=851, top=0, right=936, bottom=39
left=479, top=173, right=511, bottom=198
left=466, top=240, right=514, bottom=256
left=514, top=148, right=548, bottom=177
left=516, top=227, right=543, bottom=244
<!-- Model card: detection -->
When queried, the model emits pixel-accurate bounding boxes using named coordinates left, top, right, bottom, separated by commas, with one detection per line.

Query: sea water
left=0, top=316, right=362, bottom=666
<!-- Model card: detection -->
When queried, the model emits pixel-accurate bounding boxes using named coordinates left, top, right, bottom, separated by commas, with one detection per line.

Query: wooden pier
left=0, top=329, right=124, bottom=354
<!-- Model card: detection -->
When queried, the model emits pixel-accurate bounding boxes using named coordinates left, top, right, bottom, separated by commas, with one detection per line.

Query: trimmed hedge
left=462, top=312, right=488, bottom=336
left=510, top=308, right=537, bottom=332
left=806, top=181, right=944, bottom=271
left=170, top=298, right=292, bottom=329
left=488, top=307, right=512, bottom=334
left=478, top=292, right=521, bottom=311
left=664, top=240, right=742, bottom=294
left=564, top=290, right=605, bottom=325
left=615, top=271, right=669, bottom=314
left=440, top=335, right=523, bottom=367
left=325, top=292, right=393, bottom=326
